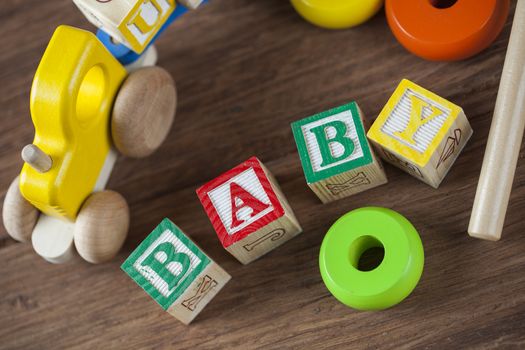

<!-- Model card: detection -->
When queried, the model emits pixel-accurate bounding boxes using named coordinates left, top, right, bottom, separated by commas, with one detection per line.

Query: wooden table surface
left=1, top=1, right=524, bottom=349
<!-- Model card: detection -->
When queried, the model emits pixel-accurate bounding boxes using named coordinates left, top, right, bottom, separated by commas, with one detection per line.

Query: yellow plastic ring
left=290, top=0, right=384, bottom=29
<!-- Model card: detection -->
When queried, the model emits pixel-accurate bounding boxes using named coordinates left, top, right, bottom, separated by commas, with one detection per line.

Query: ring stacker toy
left=469, top=0, right=525, bottom=241
left=386, top=0, right=510, bottom=61
left=73, top=0, right=207, bottom=70
left=2, top=25, right=177, bottom=263
left=319, top=207, right=424, bottom=310
left=290, top=0, right=383, bottom=29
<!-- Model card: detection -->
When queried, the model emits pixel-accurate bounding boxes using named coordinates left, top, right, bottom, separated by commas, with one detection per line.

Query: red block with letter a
left=196, top=157, right=302, bottom=264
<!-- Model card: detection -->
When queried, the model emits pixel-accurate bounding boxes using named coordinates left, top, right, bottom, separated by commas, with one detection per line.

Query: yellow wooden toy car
left=2, top=25, right=177, bottom=264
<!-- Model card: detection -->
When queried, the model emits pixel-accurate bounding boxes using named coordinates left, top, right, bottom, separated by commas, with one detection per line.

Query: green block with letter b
left=291, top=101, right=387, bottom=203
left=121, top=218, right=211, bottom=310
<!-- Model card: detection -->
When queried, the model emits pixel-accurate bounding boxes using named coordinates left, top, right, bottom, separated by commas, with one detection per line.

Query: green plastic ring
left=319, top=207, right=424, bottom=310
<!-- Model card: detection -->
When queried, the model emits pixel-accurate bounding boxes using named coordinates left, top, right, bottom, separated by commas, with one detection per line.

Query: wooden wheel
left=2, top=176, right=39, bottom=242
left=73, top=190, right=129, bottom=264
left=111, top=66, right=177, bottom=158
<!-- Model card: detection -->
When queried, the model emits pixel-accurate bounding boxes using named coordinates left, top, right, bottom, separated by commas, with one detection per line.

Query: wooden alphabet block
left=121, top=218, right=230, bottom=325
left=367, top=79, right=473, bottom=188
left=196, top=157, right=302, bottom=264
left=72, top=0, right=175, bottom=54
left=291, top=102, right=388, bottom=203
left=95, top=2, right=192, bottom=67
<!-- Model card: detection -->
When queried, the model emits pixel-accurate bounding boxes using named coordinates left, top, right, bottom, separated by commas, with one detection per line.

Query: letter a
left=229, top=182, right=270, bottom=230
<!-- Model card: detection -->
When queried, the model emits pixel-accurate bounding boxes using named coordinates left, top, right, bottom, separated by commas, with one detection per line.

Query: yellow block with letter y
left=19, top=25, right=127, bottom=221
left=367, top=79, right=462, bottom=167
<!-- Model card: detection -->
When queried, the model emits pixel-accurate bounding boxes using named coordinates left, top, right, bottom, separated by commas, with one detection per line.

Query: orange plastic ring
left=386, top=0, right=510, bottom=61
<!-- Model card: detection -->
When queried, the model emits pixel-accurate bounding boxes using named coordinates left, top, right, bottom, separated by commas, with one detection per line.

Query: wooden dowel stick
left=469, top=0, right=525, bottom=241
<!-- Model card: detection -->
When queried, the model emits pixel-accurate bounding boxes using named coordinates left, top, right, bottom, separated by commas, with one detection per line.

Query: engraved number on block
left=301, top=110, right=363, bottom=172
left=381, top=89, right=450, bottom=153
left=207, top=168, right=274, bottom=236
left=181, top=275, right=218, bottom=311
left=242, top=228, right=286, bottom=251
left=436, top=128, right=462, bottom=169
left=325, top=172, right=370, bottom=196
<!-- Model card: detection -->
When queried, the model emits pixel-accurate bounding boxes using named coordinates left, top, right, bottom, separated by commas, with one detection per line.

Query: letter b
left=310, top=121, right=355, bottom=167
left=143, top=242, right=191, bottom=290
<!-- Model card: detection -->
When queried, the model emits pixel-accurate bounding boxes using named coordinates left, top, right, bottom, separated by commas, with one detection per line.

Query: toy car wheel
left=73, top=190, right=130, bottom=264
left=111, top=66, right=177, bottom=158
left=2, top=176, right=39, bottom=242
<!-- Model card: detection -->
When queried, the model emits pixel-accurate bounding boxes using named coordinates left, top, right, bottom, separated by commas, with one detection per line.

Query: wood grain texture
left=0, top=0, right=524, bottom=349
